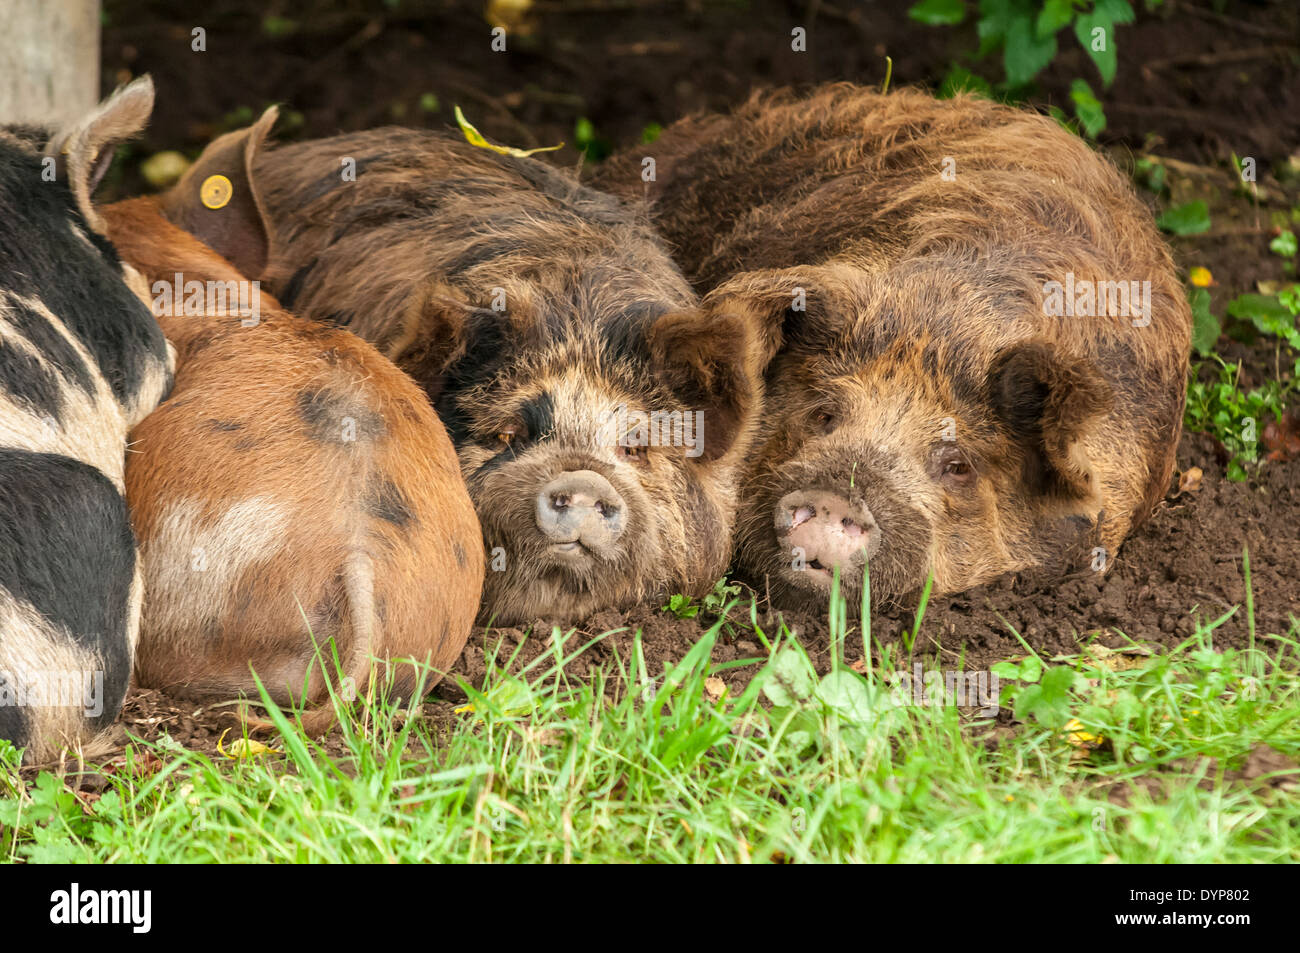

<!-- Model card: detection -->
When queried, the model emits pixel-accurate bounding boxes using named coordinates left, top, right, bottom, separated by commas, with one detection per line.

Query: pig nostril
left=537, top=470, right=628, bottom=548
left=791, top=504, right=816, bottom=528
left=841, top=517, right=862, bottom=537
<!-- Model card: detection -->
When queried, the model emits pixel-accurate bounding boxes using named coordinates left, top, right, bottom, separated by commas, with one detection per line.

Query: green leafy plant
left=992, top=649, right=1077, bottom=729
left=575, top=117, right=613, bottom=161
left=1007, top=664, right=1077, bottom=728
left=1134, top=155, right=1167, bottom=194
left=762, top=646, right=899, bottom=758
left=1157, top=200, right=1212, bottom=236
left=1227, top=288, right=1300, bottom=353
left=662, top=592, right=700, bottom=619
left=1068, top=78, right=1106, bottom=137
left=1184, top=357, right=1292, bottom=481
left=1189, top=287, right=1220, bottom=357
left=1270, top=230, right=1297, bottom=259
left=1183, top=286, right=1299, bottom=480
left=909, top=0, right=967, bottom=26
left=914, top=0, right=1135, bottom=136
left=662, top=577, right=744, bottom=620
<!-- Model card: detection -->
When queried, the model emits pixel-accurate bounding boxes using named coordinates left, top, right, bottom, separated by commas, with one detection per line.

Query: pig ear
left=704, top=265, right=849, bottom=369
left=44, top=75, right=155, bottom=234
left=646, top=307, right=764, bottom=463
left=158, top=106, right=279, bottom=278
left=988, top=341, right=1112, bottom=499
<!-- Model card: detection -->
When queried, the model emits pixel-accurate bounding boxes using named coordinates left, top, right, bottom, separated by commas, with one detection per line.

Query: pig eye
left=812, top=408, right=838, bottom=434
left=496, top=422, right=527, bottom=446
left=617, top=443, right=648, bottom=463
left=934, top=447, right=977, bottom=488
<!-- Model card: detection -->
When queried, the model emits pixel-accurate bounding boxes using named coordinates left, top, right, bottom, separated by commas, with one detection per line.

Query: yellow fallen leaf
left=217, top=728, right=280, bottom=759
left=1188, top=266, right=1214, bottom=287
left=1063, top=718, right=1102, bottom=748
left=1080, top=643, right=1155, bottom=672
left=454, top=703, right=476, bottom=714
left=454, top=105, right=563, bottom=158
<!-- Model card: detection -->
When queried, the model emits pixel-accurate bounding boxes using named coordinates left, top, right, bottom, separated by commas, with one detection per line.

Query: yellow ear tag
left=200, top=174, right=233, bottom=210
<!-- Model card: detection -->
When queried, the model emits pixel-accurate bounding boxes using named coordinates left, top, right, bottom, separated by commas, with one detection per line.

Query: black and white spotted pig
left=0, top=77, right=174, bottom=763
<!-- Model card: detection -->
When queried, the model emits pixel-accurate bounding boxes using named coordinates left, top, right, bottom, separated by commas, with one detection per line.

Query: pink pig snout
left=775, top=490, right=881, bottom=572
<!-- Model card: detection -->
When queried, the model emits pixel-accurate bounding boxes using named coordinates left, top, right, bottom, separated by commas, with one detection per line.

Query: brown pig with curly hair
left=593, top=84, right=1191, bottom=610
left=249, top=127, right=771, bottom=624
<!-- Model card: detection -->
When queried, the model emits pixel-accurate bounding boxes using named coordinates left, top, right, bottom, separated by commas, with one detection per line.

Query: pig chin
left=469, top=451, right=662, bottom=623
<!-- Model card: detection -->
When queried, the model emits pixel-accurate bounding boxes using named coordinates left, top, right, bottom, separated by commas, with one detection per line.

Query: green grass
left=2, top=566, right=1298, bottom=863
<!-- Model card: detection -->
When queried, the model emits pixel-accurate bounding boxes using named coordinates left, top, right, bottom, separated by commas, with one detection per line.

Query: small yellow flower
left=1189, top=266, right=1214, bottom=287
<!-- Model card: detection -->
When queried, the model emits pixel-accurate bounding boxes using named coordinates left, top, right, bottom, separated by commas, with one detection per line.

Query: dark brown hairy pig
left=593, top=84, right=1191, bottom=609
left=103, top=110, right=482, bottom=725
left=250, top=128, right=768, bottom=623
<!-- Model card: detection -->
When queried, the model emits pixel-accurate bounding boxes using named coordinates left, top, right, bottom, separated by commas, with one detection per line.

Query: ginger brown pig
left=103, top=109, right=483, bottom=726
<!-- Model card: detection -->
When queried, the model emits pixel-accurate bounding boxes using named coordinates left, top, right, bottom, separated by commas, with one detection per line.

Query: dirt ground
left=83, top=0, right=1299, bottom=756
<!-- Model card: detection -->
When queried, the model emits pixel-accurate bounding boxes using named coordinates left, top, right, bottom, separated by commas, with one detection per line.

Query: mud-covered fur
left=594, top=85, right=1191, bottom=608
left=0, top=78, right=173, bottom=762
left=103, top=111, right=483, bottom=725
left=253, top=129, right=768, bottom=623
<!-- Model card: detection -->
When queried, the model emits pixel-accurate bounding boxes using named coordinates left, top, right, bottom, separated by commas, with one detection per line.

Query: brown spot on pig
left=594, top=85, right=1191, bottom=610
left=103, top=108, right=484, bottom=725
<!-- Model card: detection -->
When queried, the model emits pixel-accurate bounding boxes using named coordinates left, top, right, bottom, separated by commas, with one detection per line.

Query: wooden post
left=0, top=0, right=101, bottom=126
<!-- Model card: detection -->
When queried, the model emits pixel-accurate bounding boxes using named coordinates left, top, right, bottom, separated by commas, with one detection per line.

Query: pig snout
left=536, top=470, right=627, bottom=556
left=776, top=489, right=881, bottom=572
